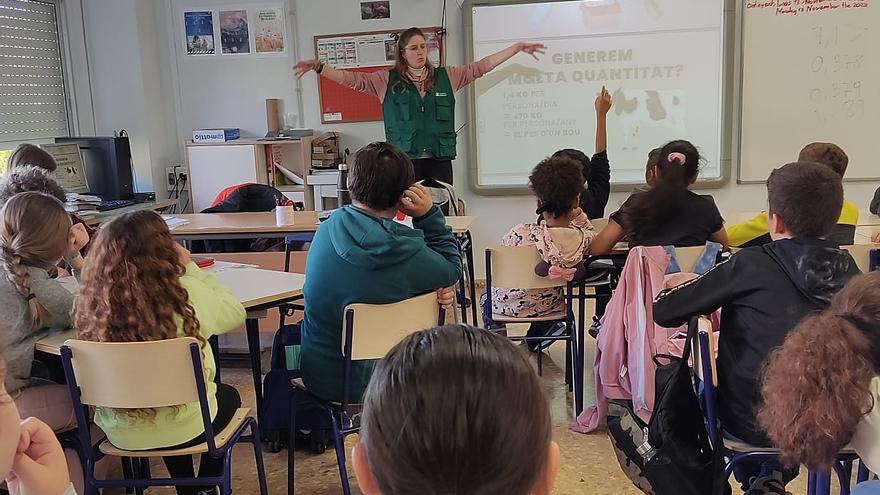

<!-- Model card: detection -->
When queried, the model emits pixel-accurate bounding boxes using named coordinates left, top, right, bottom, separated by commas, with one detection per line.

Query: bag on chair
left=641, top=317, right=720, bottom=495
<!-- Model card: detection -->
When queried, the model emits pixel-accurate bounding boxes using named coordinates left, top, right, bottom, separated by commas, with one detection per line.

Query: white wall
left=76, top=0, right=879, bottom=265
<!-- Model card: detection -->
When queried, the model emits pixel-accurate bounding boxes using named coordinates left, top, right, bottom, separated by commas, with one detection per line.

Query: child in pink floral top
left=491, top=156, right=596, bottom=348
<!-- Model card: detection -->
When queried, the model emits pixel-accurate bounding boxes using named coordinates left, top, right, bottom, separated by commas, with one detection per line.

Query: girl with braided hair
left=0, top=191, right=90, bottom=492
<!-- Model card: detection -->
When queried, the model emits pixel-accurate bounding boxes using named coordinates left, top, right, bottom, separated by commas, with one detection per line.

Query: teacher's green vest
left=383, top=68, right=457, bottom=160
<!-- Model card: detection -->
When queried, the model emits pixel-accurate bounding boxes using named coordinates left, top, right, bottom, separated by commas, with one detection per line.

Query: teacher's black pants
left=412, top=158, right=453, bottom=185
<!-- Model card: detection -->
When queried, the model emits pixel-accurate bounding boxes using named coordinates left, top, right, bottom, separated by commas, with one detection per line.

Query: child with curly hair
left=75, top=210, right=246, bottom=495
left=490, top=155, right=595, bottom=350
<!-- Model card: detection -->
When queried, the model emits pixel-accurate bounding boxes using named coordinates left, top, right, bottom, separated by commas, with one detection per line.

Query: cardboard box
left=193, top=128, right=240, bottom=143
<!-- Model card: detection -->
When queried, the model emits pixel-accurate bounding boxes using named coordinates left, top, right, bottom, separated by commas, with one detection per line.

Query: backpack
left=261, top=322, right=332, bottom=454
left=641, top=317, right=721, bottom=495
left=606, top=401, right=656, bottom=494
left=420, top=179, right=462, bottom=216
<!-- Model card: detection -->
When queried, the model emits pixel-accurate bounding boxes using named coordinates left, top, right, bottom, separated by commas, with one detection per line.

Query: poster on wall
left=219, top=10, right=249, bottom=54
left=316, top=31, right=440, bottom=69
left=184, top=11, right=215, bottom=55
left=360, top=1, right=391, bottom=20
left=255, top=7, right=285, bottom=53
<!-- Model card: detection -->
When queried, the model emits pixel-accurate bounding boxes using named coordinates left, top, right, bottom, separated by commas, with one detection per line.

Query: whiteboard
left=740, top=1, right=877, bottom=182
left=467, top=0, right=727, bottom=191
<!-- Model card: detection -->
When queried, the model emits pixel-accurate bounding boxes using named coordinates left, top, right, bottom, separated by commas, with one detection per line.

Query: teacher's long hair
left=393, top=27, right=436, bottom=92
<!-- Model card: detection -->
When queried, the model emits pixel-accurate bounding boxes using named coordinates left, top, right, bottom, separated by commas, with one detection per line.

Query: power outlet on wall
left=166, top=166, right=178, bottom=191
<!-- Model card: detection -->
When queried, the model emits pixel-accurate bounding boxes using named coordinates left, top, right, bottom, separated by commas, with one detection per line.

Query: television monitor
left=54, top=136, right=134, bottom=200
left=41, top=143, right=89, bottom=194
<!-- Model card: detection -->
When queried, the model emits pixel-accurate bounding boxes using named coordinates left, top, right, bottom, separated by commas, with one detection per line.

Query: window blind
left=0, top=0, right=68, bottom=144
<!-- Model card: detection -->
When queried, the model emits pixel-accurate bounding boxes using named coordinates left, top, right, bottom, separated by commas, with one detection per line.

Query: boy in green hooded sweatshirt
left=301, top=142, right=463, bottom=402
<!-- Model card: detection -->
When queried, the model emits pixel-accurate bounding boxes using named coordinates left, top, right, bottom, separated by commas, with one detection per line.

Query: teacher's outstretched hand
left=294, top=28, right=547, bottom=185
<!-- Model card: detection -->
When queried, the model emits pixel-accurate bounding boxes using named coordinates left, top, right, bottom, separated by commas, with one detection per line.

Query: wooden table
left=166, top=211, right=320, bottom=240
left=165, top=211, right=475, bottom=238
left=35, top=263, right=305, bottom=426
left=82, top=199, right=178, bottom=226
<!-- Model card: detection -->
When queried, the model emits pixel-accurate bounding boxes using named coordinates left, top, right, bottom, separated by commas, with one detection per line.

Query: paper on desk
left=162, top=216, right=189, bottom=229
left=204, top=261, right=260, bottom=273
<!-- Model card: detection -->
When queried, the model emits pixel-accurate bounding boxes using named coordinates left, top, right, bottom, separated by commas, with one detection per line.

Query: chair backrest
left=62, top=338, right=202, bottom=408
left=343, top=292, right=443, bottom=361
left=842, top=244, right=877, bottom=273
left=674, top=245, right=709, bottom=274
left=690, top=317, right=720, bottom=442
left=486, top=245, right=567, bottom=290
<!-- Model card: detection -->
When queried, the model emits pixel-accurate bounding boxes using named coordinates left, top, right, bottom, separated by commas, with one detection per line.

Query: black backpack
left=642, top=317, right=721, bottom=495
left=606, top=400, right=656, bottom=494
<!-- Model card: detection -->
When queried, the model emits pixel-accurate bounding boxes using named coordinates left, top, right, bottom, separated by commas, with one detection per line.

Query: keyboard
left=97, top=200, right=135, bottom=212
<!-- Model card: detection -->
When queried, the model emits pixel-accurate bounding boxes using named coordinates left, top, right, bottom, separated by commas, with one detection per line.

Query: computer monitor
left=54, top=136, right=134, bottom=200
left=41, top=143, right=90, bottom=194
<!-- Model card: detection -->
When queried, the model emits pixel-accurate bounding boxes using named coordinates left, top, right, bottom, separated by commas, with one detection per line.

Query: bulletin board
left=315, top=27, right=444, bottom=124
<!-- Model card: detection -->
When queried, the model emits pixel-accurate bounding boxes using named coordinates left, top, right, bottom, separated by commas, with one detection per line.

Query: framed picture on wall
left=254, top=7, right=285, bottom=53
left=184, top=10, right=215, bottom=55
left=219, top=10, right=250, bottom=54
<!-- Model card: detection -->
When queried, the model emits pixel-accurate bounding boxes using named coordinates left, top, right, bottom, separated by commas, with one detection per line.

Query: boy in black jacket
left=654, top=162, right=860, bottom=493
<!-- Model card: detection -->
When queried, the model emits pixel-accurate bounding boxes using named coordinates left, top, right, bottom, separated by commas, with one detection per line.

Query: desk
left=82, top=199, right=178, bottom=226
left=167, top=212, right=320, bottom=240
left=35, top=263, right=305, bottom=426
left=859, top=208, right=880, bottom=226
left=856, top=226, right=879, bottom=243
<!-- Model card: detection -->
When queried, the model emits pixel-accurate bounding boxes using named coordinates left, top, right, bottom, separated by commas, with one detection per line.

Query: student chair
left=59, top=338, right=267, bottom=495
left=691, top=319, right=867, bottom=495
left=842, top=244, right=879, bottom=273
left=288, top=292, right=446, bottom=495
left=483, top=245, right=582, bottom=414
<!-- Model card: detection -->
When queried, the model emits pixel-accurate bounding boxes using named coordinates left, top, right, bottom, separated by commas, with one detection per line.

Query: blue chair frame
left=287, top=302, right=446, bottom=495
left=483, top=248, right=582, bottom=414
left=60, top=341, right=268, bottom=495
left=693, top=323, right=870, bottom=495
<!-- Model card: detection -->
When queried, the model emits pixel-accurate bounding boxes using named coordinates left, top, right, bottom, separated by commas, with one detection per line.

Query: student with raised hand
left=75, top=210, right=246, bottom=495
left=551, top=85, right=613, bottom=220
left=653, top=162, right=860, bottom=493
left=759, top=271, right=880, bottom=476
left=0, top=360, right=73, bottom=495
left=589, top=139, right=728, bottom=254
left=728, top=142, right=859, bottom=247
left=353, top=325, right=559, bottom=495
left=0, top=192, right=89, bottom=493
left=301, top=142, right=462, bottom=404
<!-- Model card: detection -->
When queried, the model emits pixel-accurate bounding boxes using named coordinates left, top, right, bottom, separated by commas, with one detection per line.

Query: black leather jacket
left=654, top=237, right=860, bottom=445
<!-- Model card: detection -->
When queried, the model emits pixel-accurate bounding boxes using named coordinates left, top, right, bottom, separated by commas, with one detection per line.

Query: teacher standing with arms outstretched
left=295, top=27, right=545, bottom=184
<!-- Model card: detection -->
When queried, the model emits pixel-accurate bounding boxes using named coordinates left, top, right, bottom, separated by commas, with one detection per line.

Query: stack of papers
left=162, top=216, right=190, bottom=229
left=65, top=193, right=101, bottom=213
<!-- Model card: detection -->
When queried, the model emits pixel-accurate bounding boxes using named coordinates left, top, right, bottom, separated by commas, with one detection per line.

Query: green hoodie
left=301, top=205, right=462, bottom=402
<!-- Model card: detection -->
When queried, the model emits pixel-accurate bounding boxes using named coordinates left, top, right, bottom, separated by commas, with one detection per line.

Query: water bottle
left=337, top=163, right=351, bottom=207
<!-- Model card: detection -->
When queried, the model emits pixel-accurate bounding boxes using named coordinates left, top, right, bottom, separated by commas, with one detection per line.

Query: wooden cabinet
left=184, top=138, right=314, bottom=212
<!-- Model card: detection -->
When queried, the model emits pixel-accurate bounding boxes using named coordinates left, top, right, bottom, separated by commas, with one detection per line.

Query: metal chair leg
left=329, top=412, right=352, bottom=495
left=250, top=420, right=269, bottom=495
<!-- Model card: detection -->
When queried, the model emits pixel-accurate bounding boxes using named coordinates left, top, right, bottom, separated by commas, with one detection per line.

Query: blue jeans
left=852, top=481, right=880, bottom=494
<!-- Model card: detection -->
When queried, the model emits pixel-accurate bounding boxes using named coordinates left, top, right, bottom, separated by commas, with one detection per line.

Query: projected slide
left=471, top=0, right=724, bottom=187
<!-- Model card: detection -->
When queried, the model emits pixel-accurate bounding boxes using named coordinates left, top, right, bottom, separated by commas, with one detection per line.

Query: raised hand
left=519, top=42, right=547, bottom=60
left=595, top=85, right=612, bottom=115
left=294, top=60, right=320, bottom=79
